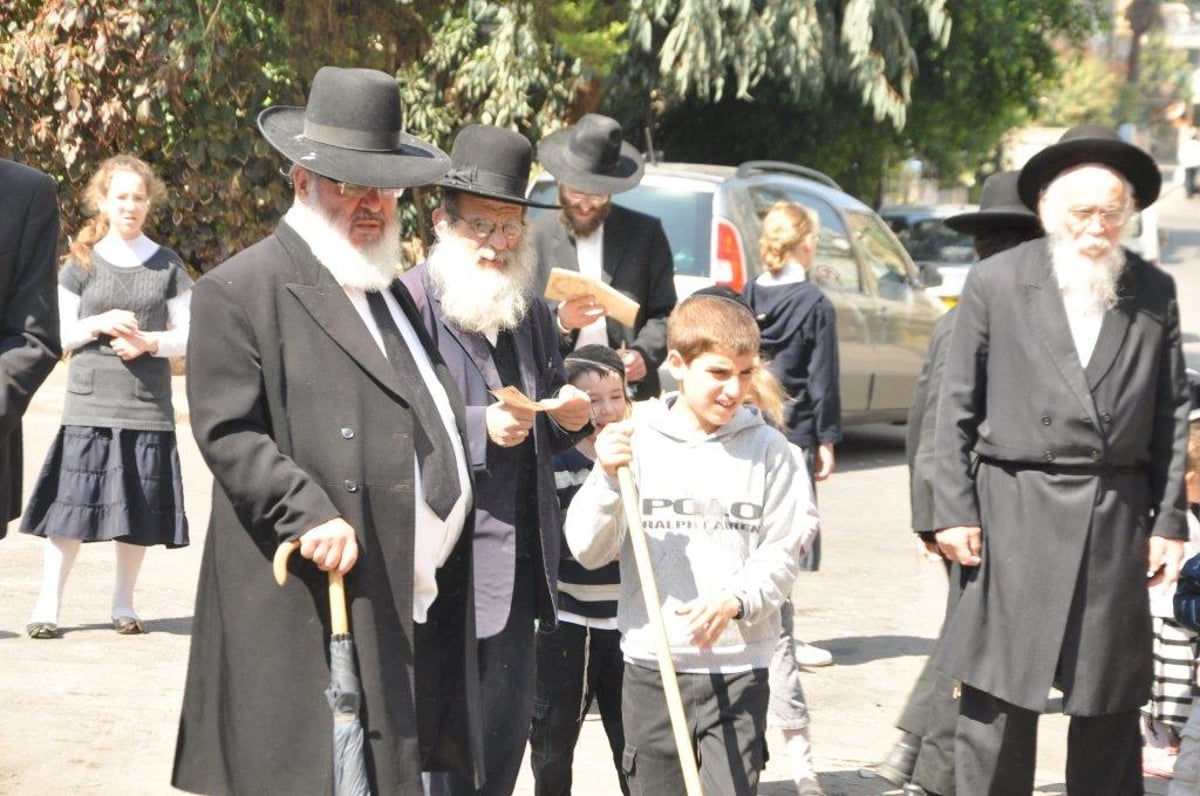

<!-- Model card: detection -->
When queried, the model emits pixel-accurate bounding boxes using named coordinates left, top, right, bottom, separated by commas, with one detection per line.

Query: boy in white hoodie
left=565, top=288, right=804, bottom=795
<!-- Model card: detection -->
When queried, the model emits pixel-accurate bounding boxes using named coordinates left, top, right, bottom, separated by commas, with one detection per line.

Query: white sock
left=30, top=536, right=82, bottom=624
left=112, top=542, right=146, bottom=619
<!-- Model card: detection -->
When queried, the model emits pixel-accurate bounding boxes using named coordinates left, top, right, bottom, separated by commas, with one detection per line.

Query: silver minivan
left=529, top=161, right=945, bottom=424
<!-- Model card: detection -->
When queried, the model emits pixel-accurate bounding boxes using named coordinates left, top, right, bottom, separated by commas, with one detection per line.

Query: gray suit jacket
left=532, top=204, right=676, bottom=398
left=401, top=263, right=589, bottom=638
left=933, top=238, right=1189, bottom=714
left=0, top=159, right=60, bottom=528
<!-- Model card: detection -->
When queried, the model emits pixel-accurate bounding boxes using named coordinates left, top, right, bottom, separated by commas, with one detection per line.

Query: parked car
left=879, top=204, right=977, bottom=309
left=528, top=161, right=945, bottom=424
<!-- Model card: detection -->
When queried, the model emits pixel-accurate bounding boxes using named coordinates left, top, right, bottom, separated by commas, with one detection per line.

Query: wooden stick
left=617, top=467, right=703, bottom=796
left=272, top=539, right=348, bottom=634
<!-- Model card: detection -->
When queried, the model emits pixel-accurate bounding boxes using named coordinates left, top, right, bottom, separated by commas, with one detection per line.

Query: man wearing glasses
left=531, top=113, right=677, bottom=399
left=175, top=67, right=482, bottom=794
left=402, top=124, right=592, bottom=796
left=933, top=124, right=1190, bottom=793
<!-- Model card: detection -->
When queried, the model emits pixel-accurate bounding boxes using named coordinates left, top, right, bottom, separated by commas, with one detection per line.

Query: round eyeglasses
left=455, top=216, right=526, bottom=242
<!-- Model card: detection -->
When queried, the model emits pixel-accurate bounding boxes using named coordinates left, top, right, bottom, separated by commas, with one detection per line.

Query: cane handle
left=272, top=538, right=349, bottom=635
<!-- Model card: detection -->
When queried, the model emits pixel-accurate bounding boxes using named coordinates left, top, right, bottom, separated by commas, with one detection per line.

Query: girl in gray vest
left=23, top=155, right=192, bottom=639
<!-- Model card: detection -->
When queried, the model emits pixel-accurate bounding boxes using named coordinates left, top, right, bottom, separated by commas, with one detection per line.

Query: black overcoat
left=0, top=159, right=60, bottom=528
left=933, top=239, right=1189, bottom=715
left=173, top=223, right=482, bottom=795
left=531, top=204, right=676, bottom=398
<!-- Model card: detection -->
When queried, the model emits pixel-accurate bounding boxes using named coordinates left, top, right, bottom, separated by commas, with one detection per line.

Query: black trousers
left=956, top=685, right=1143, bottom=795
left=427, top=556, right=537, bottom=796
left=529, top=621, right=628, bottom=795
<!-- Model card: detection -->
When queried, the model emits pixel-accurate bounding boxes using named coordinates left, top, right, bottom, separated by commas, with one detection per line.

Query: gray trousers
left=957, top=685, right=1142, bottom=795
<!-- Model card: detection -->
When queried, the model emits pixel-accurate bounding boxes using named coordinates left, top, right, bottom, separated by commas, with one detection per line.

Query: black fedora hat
left=1017, top=124, right=1161, bottom=211
left=258, top=66, right=449, bottom=189
left=538, top=114, right=644, bottom=195
left=437, top=124, right=557, bottom=208
left=945, top=171, right=1041, bottom=237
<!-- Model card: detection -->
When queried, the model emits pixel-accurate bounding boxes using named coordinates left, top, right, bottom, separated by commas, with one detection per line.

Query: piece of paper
left=543, top=268, right=641, bottom=328
left=490, top=386, right=548, bottom=412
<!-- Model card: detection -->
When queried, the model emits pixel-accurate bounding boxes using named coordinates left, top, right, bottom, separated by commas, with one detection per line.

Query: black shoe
left=858, top=737, right=919, bottom=786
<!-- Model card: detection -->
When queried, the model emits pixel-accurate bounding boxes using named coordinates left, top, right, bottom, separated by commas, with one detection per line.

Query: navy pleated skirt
left=20, top=425, right=189, bottom=547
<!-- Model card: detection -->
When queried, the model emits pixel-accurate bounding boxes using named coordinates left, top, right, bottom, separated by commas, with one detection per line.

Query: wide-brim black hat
left=1017, top=124, right=1161, bottom=211
left=436, top=124, right=557, bottom=208
left=258, top=66, right=450, bottom=189
left=945, top=171, right=1042, bottom=236
left=538, top=114, right=644, bottom=195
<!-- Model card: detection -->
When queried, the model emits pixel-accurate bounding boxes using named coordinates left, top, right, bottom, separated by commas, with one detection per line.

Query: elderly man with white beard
left=175, top=67, right=483, bottom=795
left=401, top=124, right=592, bottom=796
left=932, top=125, right=1191, bottom=795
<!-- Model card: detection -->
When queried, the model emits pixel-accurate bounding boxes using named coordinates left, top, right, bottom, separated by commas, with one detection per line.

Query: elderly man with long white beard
left=401, top=124, right=592, bottom=796
left=932, top=125, right=1191, bottom=794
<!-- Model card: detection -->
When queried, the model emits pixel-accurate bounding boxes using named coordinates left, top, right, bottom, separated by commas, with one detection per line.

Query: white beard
left=284, top=200, right=402, bottom=292
left=1049, top=234, right=1125, bottom=313
left=425, top=226, right=537, bottom=335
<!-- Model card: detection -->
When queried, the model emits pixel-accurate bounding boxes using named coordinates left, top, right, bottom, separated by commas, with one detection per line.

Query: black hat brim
left=435, top=174, right=559, bottom=209
left=944, top=209, right=1042, bottom=237
left=258, top=106, right=450, bottom=189
left=1017, top=138, right=1161, bottom=211
left=538, top=130, right=644, bottom=195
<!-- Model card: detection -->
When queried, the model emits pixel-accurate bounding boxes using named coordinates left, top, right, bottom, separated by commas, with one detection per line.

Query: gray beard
left=425, top=228, right=537, bottom=335
left=285, top=198, right=402, bottom=292
left=1048, top=234, right=1126, bottom=312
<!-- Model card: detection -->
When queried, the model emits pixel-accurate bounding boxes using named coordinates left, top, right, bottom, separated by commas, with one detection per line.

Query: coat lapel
left=1083, top=267, right=1135, bottom=390
left=1022, top=249, right=1102, bottom=428
left=273, top=225, right=411, bottom=401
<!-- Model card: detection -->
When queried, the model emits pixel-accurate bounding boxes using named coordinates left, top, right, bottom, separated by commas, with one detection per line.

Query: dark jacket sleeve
left=187, top=270, right=339, bottom=541
left=908, top=310, right=956, bottom=532
left=933, top=265, right=990, bottom=530
left=1150, top=287, right=1190, bottom=539
left=628, top=216, right=676, bottom=371
left=808, top=296, right=841, bottom=444
left=0, top=170, right=61, bottom=437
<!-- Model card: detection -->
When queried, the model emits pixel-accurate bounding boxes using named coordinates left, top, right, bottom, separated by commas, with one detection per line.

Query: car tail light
left=712, top=217, right=746, bottom=291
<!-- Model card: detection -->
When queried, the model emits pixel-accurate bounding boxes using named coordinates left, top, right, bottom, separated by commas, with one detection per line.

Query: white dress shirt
left=573, top=224, right=609, bottom=350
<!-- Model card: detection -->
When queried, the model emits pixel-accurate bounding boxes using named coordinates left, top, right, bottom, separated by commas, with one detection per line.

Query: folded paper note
left=543, top=268, right=641, bottom=328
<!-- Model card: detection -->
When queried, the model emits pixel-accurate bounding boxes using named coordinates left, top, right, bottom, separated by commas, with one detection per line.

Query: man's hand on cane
left=298, top=517, right=359, bottom=575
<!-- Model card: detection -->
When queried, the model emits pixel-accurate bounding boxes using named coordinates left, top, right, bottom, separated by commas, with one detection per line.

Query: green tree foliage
left=623, top=0, right=949, bottom=129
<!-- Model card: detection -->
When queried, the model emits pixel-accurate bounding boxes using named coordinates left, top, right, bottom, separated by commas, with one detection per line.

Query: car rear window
left=615, top=183, right=714, bottom=278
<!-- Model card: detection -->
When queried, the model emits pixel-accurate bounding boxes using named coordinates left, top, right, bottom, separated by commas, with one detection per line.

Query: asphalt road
left=4, top=182, right=1200, bottom=795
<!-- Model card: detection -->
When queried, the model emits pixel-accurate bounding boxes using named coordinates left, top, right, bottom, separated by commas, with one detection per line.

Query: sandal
left=112, top=616, right=144, bottom=635
left=26, top=622, right=61, bottom=639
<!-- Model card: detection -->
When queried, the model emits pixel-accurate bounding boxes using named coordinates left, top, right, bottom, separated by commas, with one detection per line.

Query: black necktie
left=365, top=290, right=460, bottom=519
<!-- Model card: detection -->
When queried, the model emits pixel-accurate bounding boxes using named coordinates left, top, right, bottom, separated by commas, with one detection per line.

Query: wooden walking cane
left=617, top=467, right=703, bottom=796
left=273, top=539, right=348, bottom=633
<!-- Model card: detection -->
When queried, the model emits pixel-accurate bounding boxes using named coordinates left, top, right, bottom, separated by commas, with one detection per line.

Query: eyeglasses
left=315, top=173, right=403, bottom=199
left=1066, top=205, right=1128, bottom=227
left=454, top=216, right=526, bottom=242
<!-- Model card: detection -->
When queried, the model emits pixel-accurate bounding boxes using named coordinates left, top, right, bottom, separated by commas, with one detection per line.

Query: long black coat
left=933, top=239, right=1189, bottom=715
left=173, top=223, right=482, bottom=795
left=531, top=204, right=676, bottom=398
left=907, top=308, right=956, bottom=533
left=0, top=159, right=60, bottom=528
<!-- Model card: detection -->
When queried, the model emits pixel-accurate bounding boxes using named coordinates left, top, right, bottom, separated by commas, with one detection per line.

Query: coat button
left=1044, top=451, right=1055, bottom=462
left=1041, top=416, right=1052, bottom=425
left=1100, top=412, right=1112, bottom=424
left=1083, top=418, right=1093, bottom=428
left=344, top=479, right=359, bottom=493
left=1091, top=450, right=1101, bottom=461
left=340, top=427, right=355, bottom=439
